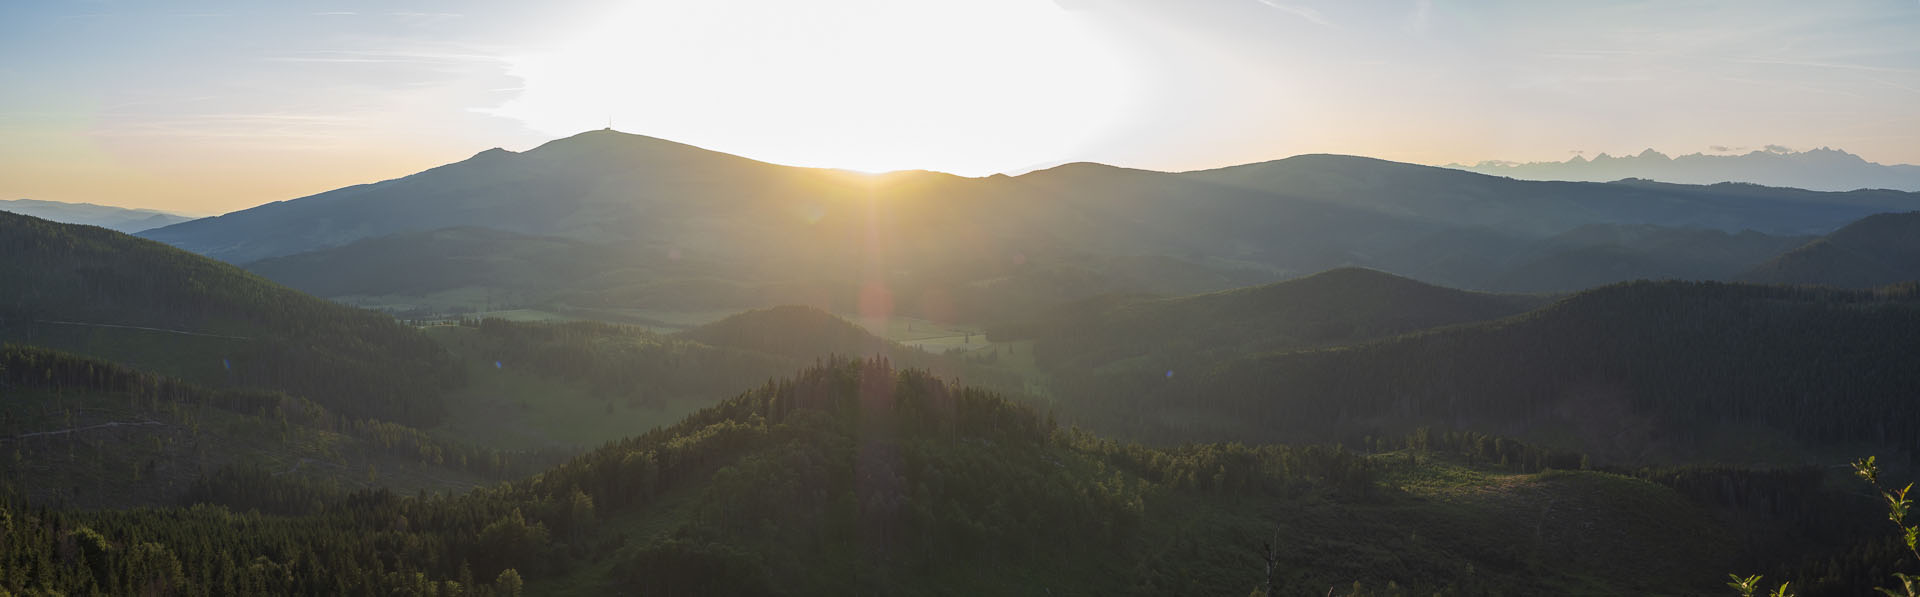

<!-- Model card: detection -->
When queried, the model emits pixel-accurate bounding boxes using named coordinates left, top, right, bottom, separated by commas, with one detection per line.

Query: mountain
left=141, top=131, right=1918, bottom=319
left=0, top=211, right=460, bottom=425
left=1741, top=211, right=1920, bottom=288
left=1452, top=147, right=1920, bottom=192
left=1182, top=153, right=1916, bottom=237
left=0, top=198, right=195, bottom=233
left=1118, top=281, right=1920, bottom=465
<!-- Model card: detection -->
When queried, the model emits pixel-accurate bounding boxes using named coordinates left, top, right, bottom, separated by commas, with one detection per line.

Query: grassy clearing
left=424, top=326, right=721, bottom=450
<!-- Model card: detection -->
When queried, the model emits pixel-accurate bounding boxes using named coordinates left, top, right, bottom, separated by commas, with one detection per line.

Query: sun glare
left=483, top=0, right=1137, bottom=176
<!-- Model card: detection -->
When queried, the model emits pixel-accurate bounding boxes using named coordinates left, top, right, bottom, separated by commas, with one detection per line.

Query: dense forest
left=1741, top=210, right=1920, bottom=288
left=0, top=359, right=1910, bottom=595
left=0, top=344, right=556, bottom=509
left=0, top=212, right=461, bottom=426
left=1092, top=280, right=1920, bottom=464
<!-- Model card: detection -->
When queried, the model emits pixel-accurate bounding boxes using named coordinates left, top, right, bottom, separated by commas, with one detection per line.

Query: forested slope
left=0, top=211, right=460, bottom=425
left=1133, top=281, right=1920, bottom=463
left=0, top=345, right=547, bottom=509
left=0, top=359, right=1788, bottom=596
left=1742, top=211, right=1920, bottom=288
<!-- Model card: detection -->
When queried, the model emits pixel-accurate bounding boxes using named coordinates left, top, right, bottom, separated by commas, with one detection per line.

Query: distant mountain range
left=142, top=131, right=1920, bottom=317
left=1451, top=147, right=1920, bottom=192
left=0, top=198, right=195, bottom=232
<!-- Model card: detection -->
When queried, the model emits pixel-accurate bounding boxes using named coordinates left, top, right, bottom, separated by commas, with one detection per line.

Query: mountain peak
left=470, top=147, right=515, bottom=160
left=1636, top=148, right=1669, bottom=160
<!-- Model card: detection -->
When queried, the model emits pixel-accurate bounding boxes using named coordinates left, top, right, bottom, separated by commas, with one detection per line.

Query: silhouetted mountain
left=141, top=131, right=1918, bottom=318
left=1183, top=153, right=1915, bottom=236
left=0, top=198, right=194, bottom=232
left=0, top=211, right=460, bottom=425
left=1452, top=147, right=1920, bottom=192
left=1741, top=211, right=1920, bottom=288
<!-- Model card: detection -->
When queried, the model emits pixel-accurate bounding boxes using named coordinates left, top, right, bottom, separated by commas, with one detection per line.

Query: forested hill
left=0, top=358, right=1784, bottom=595
left=678, top=305, right=895, bottom=360
left=1003, top=267, right=1547, bottom=376
left=0, top=345, right=546, bottom=508
left=1741, top=211, right=1920, bottom=288
left=0, top=211, right=459, bottom=425
left=1139, top=280, right=1920, bottom=464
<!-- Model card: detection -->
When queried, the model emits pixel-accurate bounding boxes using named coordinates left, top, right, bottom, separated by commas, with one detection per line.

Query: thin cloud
left=262, top=49, right=501, bottom=66
left=1406, top=0, right=1432, bottom=33
left=1719, top=55, right=1920, bottom=75
left=1255, top=0, right=1334, bottom=28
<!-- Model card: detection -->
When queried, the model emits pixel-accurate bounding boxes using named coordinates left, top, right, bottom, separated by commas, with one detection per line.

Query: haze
left=4, top=0, right=1919, bottom=214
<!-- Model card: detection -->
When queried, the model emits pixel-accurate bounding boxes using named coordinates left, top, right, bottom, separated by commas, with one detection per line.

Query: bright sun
left=484, top=0, right=1137, bottom=176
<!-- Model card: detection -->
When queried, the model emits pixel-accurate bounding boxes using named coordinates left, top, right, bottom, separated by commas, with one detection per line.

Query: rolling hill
left=1741, top=211, right=1920, bottom=288
left=0, top=211, right=460, bottom=425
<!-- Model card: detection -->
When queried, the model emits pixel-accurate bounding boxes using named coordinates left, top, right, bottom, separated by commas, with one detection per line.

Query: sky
left=4, top=0, right=1919, bottom=215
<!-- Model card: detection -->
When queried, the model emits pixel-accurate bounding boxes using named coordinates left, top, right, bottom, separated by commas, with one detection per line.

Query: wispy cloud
left=1720, top=55, right=1920, bottom=75
left=262, top=49, right=500, bottom=66
left=1255, top=0, right=1334, bottom=28
left=1405, top=0, right=1432, bottom=33
left=388, top=11, right=463, bottom=20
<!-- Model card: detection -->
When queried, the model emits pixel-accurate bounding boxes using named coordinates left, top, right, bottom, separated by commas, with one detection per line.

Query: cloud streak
left=1256, top=0, right=1335, bottom=28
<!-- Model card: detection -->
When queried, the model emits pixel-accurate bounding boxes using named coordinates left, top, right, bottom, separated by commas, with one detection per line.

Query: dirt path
left=2, top=419, right=166, bottom=441
left=29, top=319, right=251, bottom=340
